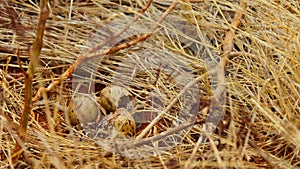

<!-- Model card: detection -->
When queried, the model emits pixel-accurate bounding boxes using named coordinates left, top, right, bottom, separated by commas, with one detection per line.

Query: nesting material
left=1, top=0, right=300, bottom=168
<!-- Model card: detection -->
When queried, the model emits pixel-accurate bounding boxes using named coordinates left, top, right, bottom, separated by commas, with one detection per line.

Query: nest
left=1, top=0, right=300, bottom=168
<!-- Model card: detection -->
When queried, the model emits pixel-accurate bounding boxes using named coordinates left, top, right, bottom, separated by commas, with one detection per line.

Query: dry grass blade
left=32, top=0, right=167, bottom=102
left=0, top=0, right=300, bottom=168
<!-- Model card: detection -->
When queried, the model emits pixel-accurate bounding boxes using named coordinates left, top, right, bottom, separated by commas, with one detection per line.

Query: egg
left=98, top=85, right=133, bottom=113
left=67, top=95, right=101, bottom=125
left=109, top=108, right=136, bottom=137
left=82, top=108, right=136, bottom=138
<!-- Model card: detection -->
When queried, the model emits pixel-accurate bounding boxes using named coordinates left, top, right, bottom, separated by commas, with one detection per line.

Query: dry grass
left=1, top=0, right=300, bottom=168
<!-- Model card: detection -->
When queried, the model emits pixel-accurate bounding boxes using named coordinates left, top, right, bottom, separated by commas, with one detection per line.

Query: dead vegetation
left=0, top=0, right=300, bottom=168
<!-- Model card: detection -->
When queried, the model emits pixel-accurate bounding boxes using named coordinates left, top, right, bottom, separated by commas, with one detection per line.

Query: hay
left=1, top=0, right=300, bottom=168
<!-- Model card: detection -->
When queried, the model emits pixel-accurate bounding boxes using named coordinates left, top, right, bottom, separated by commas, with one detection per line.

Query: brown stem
left=214, top=0, right=247, bottom=101
left=32, top=1, right=177, bottom=102
left=87, top=0, right=153, bottom=53
left=12, top=0, right=49, bottom=165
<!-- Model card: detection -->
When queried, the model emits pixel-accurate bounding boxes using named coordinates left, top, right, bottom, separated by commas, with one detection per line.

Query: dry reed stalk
left=0, top=0, right=299, bottom=168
